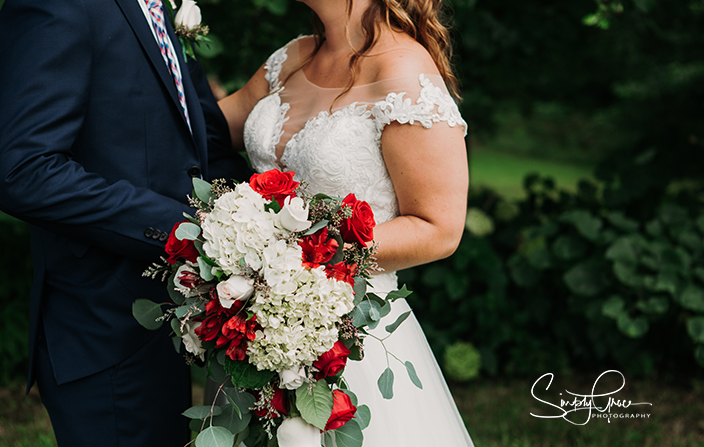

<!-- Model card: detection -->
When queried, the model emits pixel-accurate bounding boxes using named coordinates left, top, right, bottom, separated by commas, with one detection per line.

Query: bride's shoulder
left=368, top=33, right=441, bottom=84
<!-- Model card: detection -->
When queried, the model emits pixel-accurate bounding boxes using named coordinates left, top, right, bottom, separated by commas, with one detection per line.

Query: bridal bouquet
left=134, top=169, right=419, bottom=447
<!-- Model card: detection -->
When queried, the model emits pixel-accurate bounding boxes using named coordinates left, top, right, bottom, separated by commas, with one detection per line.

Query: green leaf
left=617, top=315, right=649, bottom=338
left=377, top=367, right=394, bottom=399
left=183, top=405, right=223, bottom=420
left=167, top=269, right=186, bottom=305
left=211, top=403, right=251, bottom=436
left=606, top=211, right=639, bottom=232
left=602, top=295, right=626, bottom=319
left=405, top=361, right=423, bottom=389
left=354, top=404, right=371, bottom=430
left=296, top=380, right=334, bottom=430
left=385, top=311, right=411, bottom=334
left=353, top=277, right=367, bottom=304
left=695, top=345, right=704, bottom=368
left=605, top=236, right=641, bottom=264
left=612, top=261, right=642, bottom=288
left=563, top=261, right=607, bottom=297
left=175, top=222, right=201, bottom=241
left=303, top=219, right=329, bottom=236
left=349, top=300, right=381, bottom=328
left=679, top=284, right=704, bottom=312
left=132, top=299, right=164, bottom=330
left=332, top=419, right=364, bottom=447
left=636, top=296, right=670, bottom=315
left=645, top=219, right=663, bottom=237
left=224, top=359, right=276, bottom=389
left=171, top=318, right=183, bottom=337
left=195, top=426, right=234, bottom=447
left=368, top=305, right=381, bottom=322
left=652, top=271, right=679, bottom=296
left=198, top=257, right=214, bottom=281
left=551, top=235, right=587, bottom=260
left=385, top=284, right=413, bottom=301
left=224, top=388, right=256, bottom=419
left=193, top=178, right=213, bottom=204
left=687, top=317, right=704, bottom=343
left=560, top=210, right=603, bottom=241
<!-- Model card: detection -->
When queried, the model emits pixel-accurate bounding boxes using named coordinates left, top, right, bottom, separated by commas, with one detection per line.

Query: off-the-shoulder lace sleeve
left=262, top=36, right=307, bottom=93
left=370, top=74, right=467, bottom=136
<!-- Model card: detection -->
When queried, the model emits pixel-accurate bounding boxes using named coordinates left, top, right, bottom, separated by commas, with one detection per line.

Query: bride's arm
left=217, top=65, right=270, bottom=151
left=373, top=121, right=468, bottom=272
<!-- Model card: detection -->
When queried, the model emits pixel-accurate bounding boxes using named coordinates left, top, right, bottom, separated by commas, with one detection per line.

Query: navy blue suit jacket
left=0, top=0, right=248, bottom=388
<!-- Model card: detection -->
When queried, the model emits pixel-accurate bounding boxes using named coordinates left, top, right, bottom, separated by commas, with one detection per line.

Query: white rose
left=182, top=321, right=205, bottom=361
left=278, top=365, right=307, bottom=390
left=278, top=196, right=312, bottom=233
left=175, top=0, right=202, bottom=29
left=216, top=275, right=254, bottom=308
left=276, top=417, right=321, bottom=447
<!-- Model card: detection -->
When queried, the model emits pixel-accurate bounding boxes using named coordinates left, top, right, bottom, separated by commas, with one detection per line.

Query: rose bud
left=339, top=194, right=375, bottom=245
left=325, top=390, right=357, bottom=431
left=164, top=221, right=200, bottom=264
left=279, top=365, right=308, bottom=390
left=216, top=275, right=254, bottom=309
left=313, top=341, right=350, bottom=380
left=175, top=0, right=202, bottom=29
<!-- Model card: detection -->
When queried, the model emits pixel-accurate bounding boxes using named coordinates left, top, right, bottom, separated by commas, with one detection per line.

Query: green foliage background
left=1, top=0, right=703, bottom=384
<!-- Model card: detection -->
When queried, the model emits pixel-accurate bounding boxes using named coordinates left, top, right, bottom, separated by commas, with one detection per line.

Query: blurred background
left=1, top=0, right=704, bottom=445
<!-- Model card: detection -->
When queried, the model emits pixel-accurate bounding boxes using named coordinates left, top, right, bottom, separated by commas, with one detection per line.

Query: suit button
left=188, top=166, right=202, bottom=178
left=151, top=230, right=161, bottom=240
left=159, top=231, right=168, bottom=242
left=144, top=227, right=155, bottom=238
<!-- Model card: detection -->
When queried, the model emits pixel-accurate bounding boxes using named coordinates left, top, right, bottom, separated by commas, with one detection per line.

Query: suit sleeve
left=0, top=0, right=192, bottom=261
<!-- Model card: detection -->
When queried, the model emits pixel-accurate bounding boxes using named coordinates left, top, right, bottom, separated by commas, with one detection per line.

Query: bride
left=218, top=0, right=473, bottom=444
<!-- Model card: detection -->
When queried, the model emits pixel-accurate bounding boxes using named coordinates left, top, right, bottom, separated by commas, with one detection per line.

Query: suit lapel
left=114, top=0, right=201, bottom=149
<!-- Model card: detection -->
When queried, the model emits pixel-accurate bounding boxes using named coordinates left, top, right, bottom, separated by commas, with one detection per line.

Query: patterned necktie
left=145, top=0, right=192, bottom=134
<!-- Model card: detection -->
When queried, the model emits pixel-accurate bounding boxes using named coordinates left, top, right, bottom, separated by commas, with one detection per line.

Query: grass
left=469, top=145, right=594, bottom=200
left=2, top=374, right=703, bottom=447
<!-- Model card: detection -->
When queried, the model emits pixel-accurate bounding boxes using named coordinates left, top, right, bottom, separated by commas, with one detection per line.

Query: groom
left=0, top=0, right=247, bottom=445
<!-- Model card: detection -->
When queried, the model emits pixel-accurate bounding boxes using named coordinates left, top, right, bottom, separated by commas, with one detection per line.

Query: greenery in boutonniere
left=164, top=0, right=211, bottom=61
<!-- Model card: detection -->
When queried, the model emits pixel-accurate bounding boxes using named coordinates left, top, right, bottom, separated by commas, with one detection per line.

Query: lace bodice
left=243, top=37, right=467, bottom=288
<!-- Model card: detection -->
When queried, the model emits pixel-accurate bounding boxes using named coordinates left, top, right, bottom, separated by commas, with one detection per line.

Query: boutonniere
left=164, top=0, right=211, bottom=61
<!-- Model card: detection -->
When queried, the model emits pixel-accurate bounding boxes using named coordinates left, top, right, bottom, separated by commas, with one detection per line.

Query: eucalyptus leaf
left=332, top=419, right=363, bottom=447
left=183, top=405, right=223, bottom=420
left=224, top=388, right=256, bottom=419
left=353, top=277, right=367, bottom=304
left=193, top=177, right=213, bottom=204
left=385, top=311, right=411, bottom=334
left=171, top=318, right=183, bottom=337
left=175, top=222, right=201, bottom=241
left=354, top=404, right=371, bottom=430
left=211, top=403, right=251, bottom=435
left=296, top=380, right=334, bottom=430
left=195, top=426, right=234, bottom=447
left=405, top=361, right=423, bottom=389
left=385, top=284, right=412, bottom=301
left=198, top=257, right=215, bottom=281
left=167, top=269, right=186, bottom=305
left=303, top=219, right=329, bottom=236
left=377, top=367, right=394, bottom=399
left=132, top=299, right=164, bottom=330
left=368, top=305, right=381, bottom=322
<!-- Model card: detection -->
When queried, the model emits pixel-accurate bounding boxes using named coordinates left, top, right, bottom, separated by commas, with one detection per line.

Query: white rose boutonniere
left=165, top=0, right=210, bottom=60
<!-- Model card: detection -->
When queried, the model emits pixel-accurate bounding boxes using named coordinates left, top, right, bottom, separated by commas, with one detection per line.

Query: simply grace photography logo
left=530, top=370, right=653, bottom=425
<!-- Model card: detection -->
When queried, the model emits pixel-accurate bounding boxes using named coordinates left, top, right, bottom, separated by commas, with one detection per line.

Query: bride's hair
left=284, top=0, right=460, bottom=103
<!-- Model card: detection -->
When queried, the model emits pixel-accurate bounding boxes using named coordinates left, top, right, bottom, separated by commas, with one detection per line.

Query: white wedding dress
left=243, top=36, right=474, bottom=447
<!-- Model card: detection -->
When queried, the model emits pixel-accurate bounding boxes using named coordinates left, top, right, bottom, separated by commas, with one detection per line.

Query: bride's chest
left=243, top=93, right=387, bottom=174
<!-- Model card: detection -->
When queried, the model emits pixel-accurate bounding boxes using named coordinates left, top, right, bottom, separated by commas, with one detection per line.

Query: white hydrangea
left=247, top=266, right=355, bottom=372
left=201, top=183, right=285, bottom=274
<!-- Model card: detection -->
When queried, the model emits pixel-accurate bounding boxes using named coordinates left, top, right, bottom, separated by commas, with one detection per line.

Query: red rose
left=249, top=169, right=299, bottom=206
left=313, top=341, right=351, bottom=380
left=339, top=194, right=375, bottom=245
left=300, top=228, right=339, bottom=268
left=164, top=221, right=200, bottom=264
left=325, top=262, right=357, bottom=286
left=254, top=387, right=289, bottom=418
left=325, top=390, right=357, bottom=431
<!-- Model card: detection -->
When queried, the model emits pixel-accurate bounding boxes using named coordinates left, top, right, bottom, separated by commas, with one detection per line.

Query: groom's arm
left=0, top=0, right=191, bottom=262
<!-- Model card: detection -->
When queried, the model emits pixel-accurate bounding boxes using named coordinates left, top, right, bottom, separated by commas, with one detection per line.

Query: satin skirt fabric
left=343, top=275, right=474, bottom=447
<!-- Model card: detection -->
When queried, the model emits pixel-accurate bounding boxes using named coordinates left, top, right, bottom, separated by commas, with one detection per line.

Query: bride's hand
left=372, top=119, right=468, bottom=272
